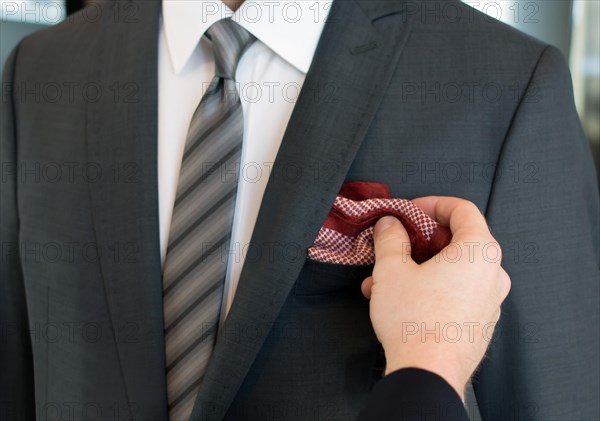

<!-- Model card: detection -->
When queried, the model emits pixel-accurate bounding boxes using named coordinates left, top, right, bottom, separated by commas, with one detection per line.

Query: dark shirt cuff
left=357, top=368, right=470, bottom=421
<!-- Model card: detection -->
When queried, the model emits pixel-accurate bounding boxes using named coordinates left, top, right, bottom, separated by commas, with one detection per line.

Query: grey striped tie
left=162, top=19, right=256, bottom=421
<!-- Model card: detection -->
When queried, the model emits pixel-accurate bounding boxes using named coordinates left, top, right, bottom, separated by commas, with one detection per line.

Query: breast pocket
left=293, top=259, right=374, bottom=296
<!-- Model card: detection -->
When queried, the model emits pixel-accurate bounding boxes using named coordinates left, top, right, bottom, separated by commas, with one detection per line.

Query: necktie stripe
left=165, top=280, right=222, bottom=333
left=166, top=322, right=218, bottom=373
left=184, top=79, right=223, bottom=139
left=163, top=254, right=223, bottom=325
left=175, top=117, right=243, bottom=196
left=182, top=96, right=241, bottom=162
left=168, top=376, right=206, bottom=413
left=166, top=291, right=221, bottom=364
left=167, top=349, right=210, bottom=397
left=162, top=19, right=256, bottom=421
left=163, top=234, right=229, bottom=296
left=163, top=215, right=231, bottom=291
left=174, top=142, right=242, bottom=208
left=167, top=187, right=237, bottom=253
left=169, top=394, right=196, bottom=421
left=183, top=102, right=243, bottom=163
left=167, top=174, right=234, bottom=240
left=163, top=214, right=231, bottom=287
left=181, top=113, right=243, bottom=180
left=181, top=113, right=242, bottom=180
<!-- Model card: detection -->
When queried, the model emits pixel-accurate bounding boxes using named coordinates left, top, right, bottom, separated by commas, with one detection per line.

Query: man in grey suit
left=1, top=0, right=598, bottom=420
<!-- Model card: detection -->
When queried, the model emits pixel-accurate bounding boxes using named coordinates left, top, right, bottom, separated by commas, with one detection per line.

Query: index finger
left=411, top=196, right=492, bottom=242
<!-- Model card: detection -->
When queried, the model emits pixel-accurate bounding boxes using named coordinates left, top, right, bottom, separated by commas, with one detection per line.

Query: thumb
left=373, top=216, right=414, bottom=266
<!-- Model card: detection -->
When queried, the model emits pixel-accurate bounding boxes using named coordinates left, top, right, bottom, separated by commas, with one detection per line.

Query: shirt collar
left=162, top=0, right=332, bottom=75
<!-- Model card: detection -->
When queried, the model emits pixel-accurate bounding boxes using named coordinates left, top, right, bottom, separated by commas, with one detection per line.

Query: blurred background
left=1, top=0, right=599, bottom=187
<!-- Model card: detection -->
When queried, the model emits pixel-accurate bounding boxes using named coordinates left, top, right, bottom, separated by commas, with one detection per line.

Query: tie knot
left=206, top=19, right=256, bottom=80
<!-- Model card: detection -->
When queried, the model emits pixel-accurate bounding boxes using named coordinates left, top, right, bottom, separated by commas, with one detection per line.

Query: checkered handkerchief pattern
left=308, top=182, right=452, bottom=265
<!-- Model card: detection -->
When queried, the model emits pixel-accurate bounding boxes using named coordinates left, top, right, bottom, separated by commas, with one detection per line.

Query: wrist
left=384, top=348, right=468, bottom=400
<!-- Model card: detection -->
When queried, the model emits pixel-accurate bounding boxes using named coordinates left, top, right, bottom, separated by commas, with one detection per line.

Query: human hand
left=361, top=197, right=511, bottom=399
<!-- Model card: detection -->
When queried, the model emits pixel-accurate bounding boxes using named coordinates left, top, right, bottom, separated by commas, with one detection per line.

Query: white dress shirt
left=159, top=1, right=332, bottom=319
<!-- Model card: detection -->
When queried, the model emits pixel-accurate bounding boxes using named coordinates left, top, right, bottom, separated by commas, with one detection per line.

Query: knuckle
left=460, top=199, right=481, bottom=215
left=502, top=271, right=512, bottom=295
left=494, top=309, right=502, bottom=323
left=486, top=240, right=503, bottom=262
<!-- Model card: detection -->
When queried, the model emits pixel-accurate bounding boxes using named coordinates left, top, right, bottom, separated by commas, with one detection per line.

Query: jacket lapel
left=86, top=1, right=168, bottom=419
left=190, top=0, right=414, bottom=419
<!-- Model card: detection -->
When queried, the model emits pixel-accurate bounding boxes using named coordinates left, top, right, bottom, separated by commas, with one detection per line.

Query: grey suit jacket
left=2, top=0, right=599, bottom=420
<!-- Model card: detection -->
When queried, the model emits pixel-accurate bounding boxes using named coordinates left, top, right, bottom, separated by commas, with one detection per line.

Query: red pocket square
left=308, top=182, right=452, bottom=265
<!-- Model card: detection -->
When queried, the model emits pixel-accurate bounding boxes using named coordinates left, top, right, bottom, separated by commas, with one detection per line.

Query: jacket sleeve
left=357, top=368, right=470, bottom=421
left=476, top=45, right=600, bottom=421
left=1, top=43, right=36, bottom=420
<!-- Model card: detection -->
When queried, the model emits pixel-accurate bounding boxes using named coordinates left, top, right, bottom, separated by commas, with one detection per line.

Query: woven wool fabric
left=308, top=182, right=452, bottom=265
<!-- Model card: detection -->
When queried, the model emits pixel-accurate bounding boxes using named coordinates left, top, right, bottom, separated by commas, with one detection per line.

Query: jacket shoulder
left=10, top=1, right=123, bottom=79
left=409, top=0, right=550, bottom=59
